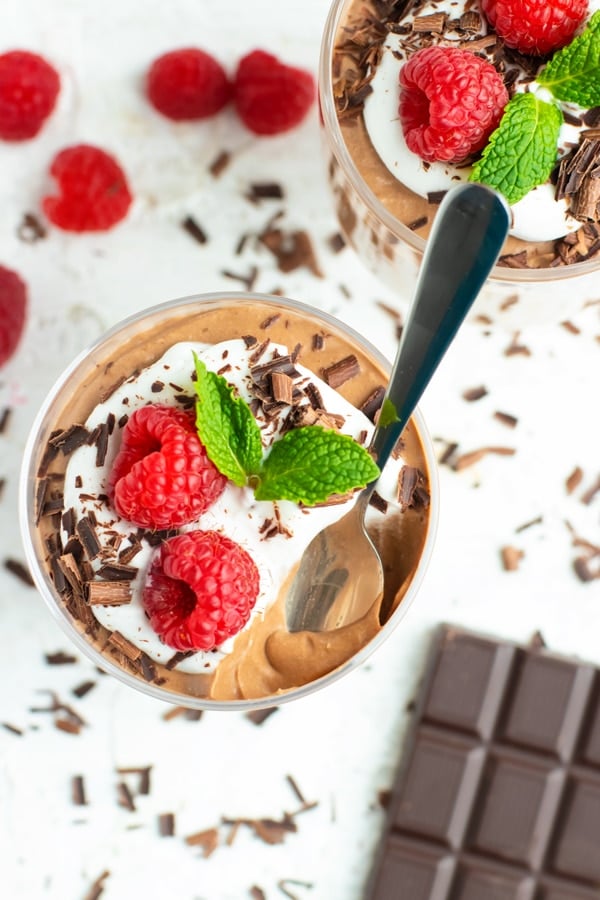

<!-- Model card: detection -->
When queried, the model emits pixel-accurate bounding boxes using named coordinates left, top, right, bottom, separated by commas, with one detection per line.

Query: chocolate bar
left=367, top=626, right=600, bottom=899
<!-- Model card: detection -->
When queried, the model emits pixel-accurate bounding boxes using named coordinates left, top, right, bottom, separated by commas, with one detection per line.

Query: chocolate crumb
left=83, top=870, right=110, bottom=900
left=45, top=650, right=78, bottom=665
left=0, top=406, right=12, bottom=434
left=494, top=411, right=518, bottom=428
left=72, top=775, right=87, bottom=806
left=185, top=827, right=220, bottom=857
left=462, top=385, right=488, bottom=402
left=250, top=888, right=267, bottom=900
left=246, top=707, right=278, bottom=725
left=566, top=466, right=584, bottom=494
left=72, top=680, right=96, bottom=699
left=4, top=558, right=34, bottom=586
left=17, top=211, right=48, bottom=243
left=181, top=215, right=208, bottom=245
left=322, top=354, right=360, bottom=388
left=328, top=231, right=346, bottom=253
left=117, top=781, right=136, bottom=811
left=158, top=812, right=176, bottom=836
left=501, top=545, right=524, bottom=571
left=209, top=149, right=231, bottom=177
left=574, top=556, right=600, bottom=582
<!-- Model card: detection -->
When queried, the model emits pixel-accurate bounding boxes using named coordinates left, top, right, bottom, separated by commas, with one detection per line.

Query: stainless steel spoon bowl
left=285, top=183, right=511, bottom=633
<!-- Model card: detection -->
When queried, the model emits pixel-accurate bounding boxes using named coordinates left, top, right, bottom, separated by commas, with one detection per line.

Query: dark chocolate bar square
left=366, top=626, right=600, bottom=900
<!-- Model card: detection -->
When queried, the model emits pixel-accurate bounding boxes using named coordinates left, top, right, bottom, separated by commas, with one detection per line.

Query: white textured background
left=1, top=1, right=599, bottom=898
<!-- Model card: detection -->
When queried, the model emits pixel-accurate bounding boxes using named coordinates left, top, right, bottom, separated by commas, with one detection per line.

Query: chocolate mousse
left=326, top=0, right=600, bottom=272
left=23, top=295, right=435, bottom=706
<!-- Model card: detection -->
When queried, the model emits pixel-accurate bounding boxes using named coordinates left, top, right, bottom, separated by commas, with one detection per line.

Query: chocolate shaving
left=83, top=871, right=110, bottom=900
left=453, top=446, right=516, bottom=470
left=413, top=12, right=447, bottom=32
left=322, top=354, right=360, bottom=388
left=107, top=631, right=142, bottom=661
left=515, top=515, right=543, bottom=533
left=259, top=226, right=323, bottom=277
left=50, top=424, right=91, bottom=455
left=181, top=215, right=208, bottom=244
left=209, top=149, right=231, bottom=177
left=116, top=781, right=136, bottom=811
left=398, top=466, right=430, bottom=510
left=222, top=265, right=259, bottom=292
left=245, top=707, right=278, bottom=725
left=185, top=827, right=219, bottom=857
left=271, top=371, right=294, bottom=404
left=76, top=516, right=102, bottom=560
left=501, top=545, right=524, bottom=571
left=117, top=766, right=152, bottom=795
left=246, top=182, right=285, bottom=202
left=360, top=386, right=385, bottom=422
left=45, top=650, right=78, bottom=665
left=2, top=722, right=23, bottom=736
left=581, top=474, right=600, bottom=505
left=369, top=491, right=388, bottom=514
left=86, top=581, right=132, bottom=606
left=96, top=562, right=138, bottom=581
left=17, top=211, right=47, bottom=243
left=72, top=775, right=87, bottom=805
left=556, top=136, right=600, bottom=222
left=72, top=680, right=96, bottom=699
left=494, top=410, right=518, bottom=428
left=4, top=558, right=34, bottom=586
left=158, top=812, right=176, bottom=836
left=462, top=385, right=488, bottom=402
left=0, top=406, right=11, bottom=434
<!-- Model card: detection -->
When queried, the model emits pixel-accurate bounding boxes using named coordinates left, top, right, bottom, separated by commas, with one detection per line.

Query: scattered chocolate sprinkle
left=72, top=680, right=96, bottom=699
left=561, top=319, right=581, bottom=335
left=72, top=774, right=87, bottom=805
left=17, top=211, right=47, bottom=243
left=260, top=313, right=282, bottom=329
left=96, top=562, right=138, bottom=581
left=453, top=445, right=516, bottom=470
left=0, top=406, right=11, bottom=434
left=328, top=231, right=346, bottom=253
left=185, top=827, right=219, bottom=857
left=515, top=515, right=543, bottom=533
left=107, top=631, right=142, bottom=661
left=2, top=722, right=23, bottom=736
left=322, top=353, right=360, bottom=388
left=209, top=149, right=231, bottom=177
left=501, top=545, right=524, bottom=571
left=86, top=581, right=132, bottom=606
left=55, top=717, right=83, bottom=735
left=407, top=214, right=428, bottom=231
left=462, top=385, right=488, bottom=402
left=164, top=650, right=197, bottom=671
left=158, top=812, right=176, bottom=836
left=45, top=650, right=78, bottom=665
left=246, top=182, right=285, bottom=202
left=581, top=474, right=600, bottom=505
left=4, top=558, right=34, bottom=586
left=250, top=888, right=266, bottom=900
left=504, top=332, right=532, bottom=356
left=360, top=386, right=385, bottom=422
left=278, top=879, right=314, bottom=900
left=242, top=334, right=258, bottom=348
left=181, top=215, right=208, bottom=244
left=83, top=870, right=110, bottom=900
left=574, top=556, right=600, bottom=582
left=150, top=380, right=164, bottom=393
left=494, top=410, right=518, bottom=428
left=285, top=774, right=306, bottom=805
left=222, top=265, right=259, bottom=292
left=566, top=466, right=584, bottom=494
left=117, top=781, right=136, bottom=811
left=245, top=707, right=278, bottom=725
left=117, top=766, right=152, bottom=795
left=369, top=491, right=388, bottom=514
left=259, top=226, right=323, bottom=277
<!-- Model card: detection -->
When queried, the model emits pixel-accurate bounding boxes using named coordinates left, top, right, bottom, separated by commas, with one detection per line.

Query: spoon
left=285, top=182, right=511, bottom=633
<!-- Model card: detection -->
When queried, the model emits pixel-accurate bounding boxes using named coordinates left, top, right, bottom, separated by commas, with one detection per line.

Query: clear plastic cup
left=319, top=0, right=600, bottom=328
left=20, top=292, right=438, bottom=711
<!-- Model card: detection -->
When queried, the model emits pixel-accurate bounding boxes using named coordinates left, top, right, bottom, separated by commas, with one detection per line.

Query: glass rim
left=318, top=0, right=600, bottom=285
left=19, top=290, right=439, bottom=711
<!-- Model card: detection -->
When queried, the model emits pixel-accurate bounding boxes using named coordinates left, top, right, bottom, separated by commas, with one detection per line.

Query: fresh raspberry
left=109, top=404, right=227, bottom=530
left=146, top=47, right=231, bottom=121
left=233, top=50, right=315, bottom=136
left=0, top=265, right=27, bottom=367
left=482, top=0, right=588, bottom=56
left=42, top=144, right=133, bottom=232
left=0, top=50, right=60, bottom=141
left=143, top=531, right=260, bottom=651
left=399, top=47, right=509, bottom=164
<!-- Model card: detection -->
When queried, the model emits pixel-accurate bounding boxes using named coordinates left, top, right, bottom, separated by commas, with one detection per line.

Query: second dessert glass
left=320, top=0, right=600, bottom=328
left=20, top=291, right=438, bottom=711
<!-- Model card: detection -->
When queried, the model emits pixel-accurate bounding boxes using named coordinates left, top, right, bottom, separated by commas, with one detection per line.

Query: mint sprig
left=194, top=354, right=262, bottom=486
left=470, top=93, right=562, bottom=205
left=193, top=354, right=380, bottom=505
left=538, top=10, right=600, bottom=106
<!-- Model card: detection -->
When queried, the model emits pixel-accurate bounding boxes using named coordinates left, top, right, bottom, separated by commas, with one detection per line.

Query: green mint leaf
left=254, top=426, right=380, bottom=505
left=193, top=353, right=263, bottom=486
left=470, top=93, right=562, bottom=205
left=378, top=397, right=399, bottom=428
left=538, top=11, right=600, bottom=106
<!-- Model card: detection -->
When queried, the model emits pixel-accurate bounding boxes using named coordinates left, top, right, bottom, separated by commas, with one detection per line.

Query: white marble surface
left=1, top=1, right=599, bottom=898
